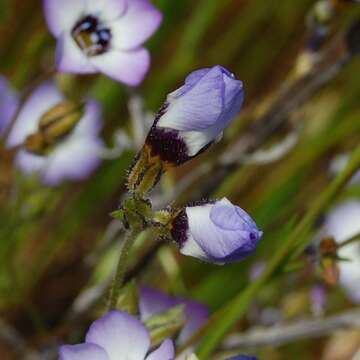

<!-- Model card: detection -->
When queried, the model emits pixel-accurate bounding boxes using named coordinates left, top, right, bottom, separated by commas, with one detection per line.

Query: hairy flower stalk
left=128, top=65, right=244, bottom=196
left=107, top=230, right=141, bottom=311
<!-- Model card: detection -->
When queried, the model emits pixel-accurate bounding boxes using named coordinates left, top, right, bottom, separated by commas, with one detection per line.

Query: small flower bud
left=24, top=100, right=84, bottom=155
left=170, top=198, right=262, bottom=264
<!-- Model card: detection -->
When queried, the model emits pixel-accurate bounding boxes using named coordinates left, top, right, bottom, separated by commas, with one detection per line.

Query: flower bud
left=150, top=65, right=244, bottom=163
left=24, top=100, right=84, bottom=155
left=170, top=198, right=262, bottom=264
left=128, top=65, right=244, bottom=195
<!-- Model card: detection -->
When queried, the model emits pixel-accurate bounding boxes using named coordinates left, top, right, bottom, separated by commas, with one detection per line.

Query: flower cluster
left=124, top=65, right=262, bottom=264
left=1, top=1, right=163, bottom=187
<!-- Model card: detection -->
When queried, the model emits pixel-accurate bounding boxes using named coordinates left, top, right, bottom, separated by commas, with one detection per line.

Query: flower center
left=72, top=15, right=111, bottom=57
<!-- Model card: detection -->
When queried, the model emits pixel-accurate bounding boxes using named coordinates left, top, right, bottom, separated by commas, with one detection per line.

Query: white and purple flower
left=139, top=287, right=208, bottom=358
left=146, top=65, right=244, bottom=166
left=127, top=66, right=244, bottom=195
left=43, top=0, right=162, bottom=86
left=323, top=200, right=360, bottom=303
left=6, top=82, right=103, bottom=186
left=171, top=198, right=262, bottom=264
left=0, top=75, right=18, bottom=136
left=59, top=310, right=175, bottom=360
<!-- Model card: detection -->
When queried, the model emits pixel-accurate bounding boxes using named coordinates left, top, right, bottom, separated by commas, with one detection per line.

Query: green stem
left=107, top=229, right=140, bottom=311
left=194, top=143, right=360, bottom=359
left=338, top=232, right=360, bottom=249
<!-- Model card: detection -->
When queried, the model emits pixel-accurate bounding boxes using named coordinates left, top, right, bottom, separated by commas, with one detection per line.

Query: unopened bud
left=170, top=198, right=262, bottom=264
left=24, top=100, right=84, bottom=154
left=145, top=305, right=186, bottom=348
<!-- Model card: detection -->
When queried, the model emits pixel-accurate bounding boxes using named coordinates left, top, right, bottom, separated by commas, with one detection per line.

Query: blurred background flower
left=44, top=0, right=162, bottom=85
left=6, top=81, right=104, bottom=185
left=139, top=287, right=208, bottom=358
left=0, top=75, right=18, bottom=136
left=60, top=310, right=174, bottom=360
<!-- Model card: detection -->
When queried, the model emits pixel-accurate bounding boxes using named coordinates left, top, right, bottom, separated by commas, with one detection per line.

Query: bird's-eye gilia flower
left=139, top=287, right=208, bottom=359
left=59, top=311, right=175, bottom=360
left=6, top=82, right=103, bottom=186
left=128, top=65, right=244, bottom=194
left=170, top=198, right=262, bottom=264
left=43, top=0, right=162, bottom=86
left=323, top=200, right=360, bottom=303
left=0, top=75, right=18, bottom=136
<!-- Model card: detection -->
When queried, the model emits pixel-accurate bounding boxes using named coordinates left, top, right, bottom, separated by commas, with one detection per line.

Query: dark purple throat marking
left=72, top=15, right=111, bottom=56
left=171, top=209, right=189, bottom=247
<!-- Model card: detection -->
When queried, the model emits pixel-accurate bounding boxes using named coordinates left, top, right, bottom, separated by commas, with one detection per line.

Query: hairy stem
left=107, top=229, right=141, bottom=311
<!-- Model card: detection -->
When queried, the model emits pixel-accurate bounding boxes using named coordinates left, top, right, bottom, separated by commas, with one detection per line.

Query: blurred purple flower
left=171, top=198, right=262, bottom=264
left=59, top=311, right=174, bottom=360
left=323, top=200, right=360, bottom=303
left=249, top=261, right=266, bottom=281
left=6, top=82, right=103, bottom=186
left=139, top=287, right=209, bottom=348
left=0, top=75, right=18, bottom=136
left=310, top=284, right=327, bottom=316
left=43, top=0, right=162, bottom=86
left=146, top=65, right=244, bottom=166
